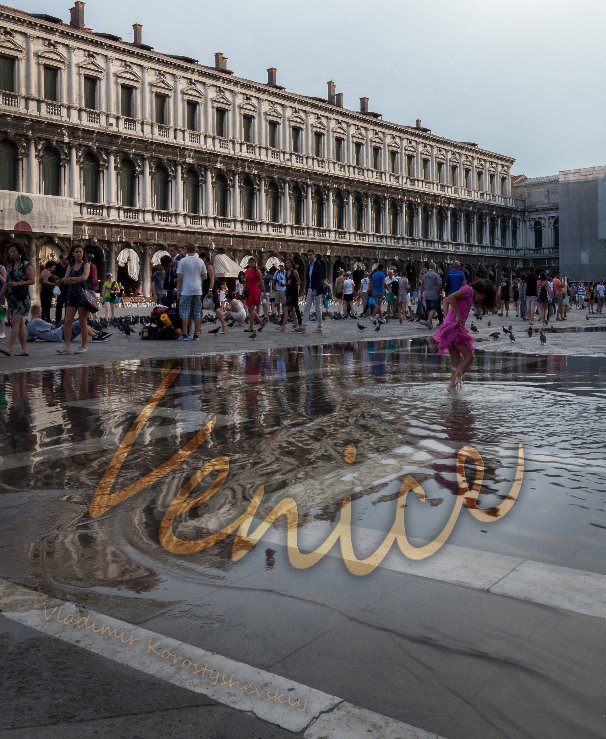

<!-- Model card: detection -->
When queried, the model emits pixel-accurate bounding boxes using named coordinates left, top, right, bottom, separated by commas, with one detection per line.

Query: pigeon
left=227, top=320, right=236, bottom=328
left=470, top=323, right=479, bottom=334
left=527, top=326, right=533, bottom=338
left=508, top=324, right=513, bottom=334
left=357, top=323, right=367, bottom=331
left=509, top=332, right=516, bottom=342
left=487, top=320, right=491, bottom=327
left=473, top=311, right=481, bottom=321
left=208, top=326, right=221, bottom=334
left=123, top=323, right=132, bottom=336
left=375, top=322, right=381, bottom=332
left=489, top=332, right=500, bottom=340
left=502, top=326, right=511, bottom=335
left=586, top=314, right=589, bottom=321
left=540, top=331, right=547, bottom=345
left=249, top=330, right=257, bottom=340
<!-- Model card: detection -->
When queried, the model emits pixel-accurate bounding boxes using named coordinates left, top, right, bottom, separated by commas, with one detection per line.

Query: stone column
left=25, top=35, right=34, bottom=104
left=346, top=192, right=353, bottom=231
left=384, top=196, right=389, bottom=235
left=205, top=168, right=213, bottom=214
left=366, top=197, right=372, bottom=233
left=233, top=173, right=240, bottom=219
left=416, top=205, right=422, bottom=239
left=305, top=185, right=312, bottom=226
left=107, top=151, right=115, bottom=204
left=174, top=163, right=183, bottom=214
left=67, top=47, right=76, bottom=118
left=259, top=176, right=266, bottom=222
left=142, top=244, right=152, bottom=297
left=141, top=158, right=150, bottom=209
left=431, top=206, right=437, bottom=240
left=70, top=146, right=78, bottom=199
left=282, top=181, right=290, bottom=223
left=446, top=209, right=452, bottom=242
left=327, top=189, right=334, bottom=230
left=105, top=56, right=113, bottom=115
left=27, top=139, right=37, bottom=193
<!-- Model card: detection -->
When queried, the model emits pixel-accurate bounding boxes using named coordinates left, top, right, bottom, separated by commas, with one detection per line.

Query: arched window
left=241, top=176, right=255, bottom=220
left=371, top=197, right=382, bottom=233
left=214, top=171, right=229, bottom=217
left=153, top=164, right=170, bottom=211
left=512, top=219, right=518, bottom=248
left=267, top=181, right=280, bottom=223
left=533, top=220, right=543, bottom=249
left=553, top=217, right=559, bottom=248
left=451, top=210, right=459, bottom=242
left=119, top=158, right=136, bottom=207
left=0, top=140, right=18, bottom=191
left=312, top=186, right=324, bottom=227
left=353, top=194, right=364, bottom=231
left=41, top=146, right=61, bottom=196
left=292, top=184, right=304, bottom=225
left=183, top=168, right=200, bottom=214
left=389, top=201, right=398, bottom=236
left=464, top=212, right=472, bottom=243
left=334, top=191, right=345, bottom=230
left=82, top=153, right=100, bottom=203
left=405, top=204, right=414, bottom=237
left=500, top=216, right=508, bottom=246
left=421, top=206, right=430, bottom=239
left=436, top=209, right=445, bottom=241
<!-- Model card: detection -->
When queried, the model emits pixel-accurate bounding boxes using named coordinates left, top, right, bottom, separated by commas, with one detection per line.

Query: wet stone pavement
left=0, top=328, right=605, bottom=738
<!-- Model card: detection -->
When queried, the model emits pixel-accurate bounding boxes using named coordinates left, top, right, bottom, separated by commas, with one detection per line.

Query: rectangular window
left=372, top=146, right=381, bottom=170
left=501, top=176, right=507, bottom=195
left=215, top=108, right=227, bottom=137
left=477, top=171, right=484, bottom=190
left=186, top=100, right=198, bottom=131
left=489, top=173, right=495, bottom=192
left=291, top=127, right=301, bottom=153
left=422, top=159, right=430, bottom=180
left=354, top=142, right=364, bottom=166
left=43, top=66, right=58, bottom=101
left=84, top=76, right=97, bottom=110
left=314, top=131, right=324, bottom=158
left=154, top=93, right=168, bottom=124
left=243, top=115, right=254, bottom=143
left=389, top=150, right=398, bottom=173
left=268, top=120, right=279, bottom=148
left=451, top=165, right=458, bottom=186
left=120, top=85, right=134, bottom=117
left=406, top=154, right=415, bottom=177
left=335, top=137, right=344, bottom=162
left=0, top=54, right=16, bottom=93
left=437, top=161, right=444, bottom=183
left=464, top=168, right=471, bottom=188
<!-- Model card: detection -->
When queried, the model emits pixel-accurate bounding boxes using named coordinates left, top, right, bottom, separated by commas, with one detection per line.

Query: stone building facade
left=0, top=2, right=527, bottom=294
left=511, top=175, right=559, bottom=274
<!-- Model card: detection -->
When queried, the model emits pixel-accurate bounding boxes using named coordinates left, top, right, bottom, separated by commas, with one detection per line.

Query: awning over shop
left=0, top=190, right=73, bottom=235
left=214, top=253, right=243, bottom=277
left=117, top=248, right=140, bottom=281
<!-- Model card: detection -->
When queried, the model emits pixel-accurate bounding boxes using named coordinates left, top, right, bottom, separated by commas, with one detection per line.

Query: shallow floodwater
left=0, top=339, right=605, bottom=601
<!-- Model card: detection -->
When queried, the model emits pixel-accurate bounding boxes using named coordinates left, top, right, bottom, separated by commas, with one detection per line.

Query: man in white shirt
left=360, top=271, right=370, bottom=316
left=176, top=244, right=207, bottom=340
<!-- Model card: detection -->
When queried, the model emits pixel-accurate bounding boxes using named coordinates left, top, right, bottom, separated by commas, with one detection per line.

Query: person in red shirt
left=552, top=271, right=565, bottom=321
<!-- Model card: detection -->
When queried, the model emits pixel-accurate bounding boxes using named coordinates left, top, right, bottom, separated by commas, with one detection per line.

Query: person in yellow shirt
left=101, top=272, right=120, bottom=320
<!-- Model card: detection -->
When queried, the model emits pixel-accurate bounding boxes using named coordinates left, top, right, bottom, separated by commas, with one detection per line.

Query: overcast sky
left=12, top=0, right=606, bottom=176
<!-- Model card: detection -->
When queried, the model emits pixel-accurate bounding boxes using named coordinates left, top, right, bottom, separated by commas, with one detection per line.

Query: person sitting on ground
left=224, top=292, right=247, bottom=326
left=26, top=304, right=111, bottom=343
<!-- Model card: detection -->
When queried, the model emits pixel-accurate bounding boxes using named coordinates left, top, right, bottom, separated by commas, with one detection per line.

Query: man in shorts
left=525, top=267, right=539, bottom=323
left=272, top=263, right=287, bottom=318
left=370, top=264, right=390, bottom=324
left=176, top=244, right=207, bottom=340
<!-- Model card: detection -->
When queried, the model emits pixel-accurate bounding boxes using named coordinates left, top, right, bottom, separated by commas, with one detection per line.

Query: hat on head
left=106, top=272, right=112, bottom=276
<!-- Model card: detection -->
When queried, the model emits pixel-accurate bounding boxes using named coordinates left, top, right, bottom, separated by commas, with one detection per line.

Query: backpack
left=539, top=284, right=548, bottom=302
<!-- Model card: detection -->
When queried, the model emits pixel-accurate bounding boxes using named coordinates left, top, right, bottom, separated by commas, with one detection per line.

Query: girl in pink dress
left=244, top=257, right=265, bottom=333
left=433, top=279, right=496, bottom=391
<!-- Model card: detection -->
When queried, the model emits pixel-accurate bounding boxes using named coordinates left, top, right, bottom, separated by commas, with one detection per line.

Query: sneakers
left=0, top=332, right=5, bottom=339
left=91, top=335, right=106, bottom=342
left=192, top=334, right=200, bottom=341
left=293, top=327, right=304, bottom=333
left=314, top=328, right=323, bottom=334
left=74, top=347, right=87, bottom=354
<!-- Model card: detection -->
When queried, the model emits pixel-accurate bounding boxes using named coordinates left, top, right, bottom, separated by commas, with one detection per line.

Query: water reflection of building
left=1, top=3, right=526, bottom=296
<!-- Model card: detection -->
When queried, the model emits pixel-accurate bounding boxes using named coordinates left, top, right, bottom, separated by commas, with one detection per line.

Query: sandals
left=0, top=349, right=10, bottom=357
left=74, top=347, right=87, bottom=354
left=57, top=347, right=73, bottom=354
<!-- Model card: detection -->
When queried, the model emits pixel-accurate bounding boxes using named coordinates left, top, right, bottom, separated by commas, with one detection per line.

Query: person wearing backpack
left=537, top=272, right=550, bottom=325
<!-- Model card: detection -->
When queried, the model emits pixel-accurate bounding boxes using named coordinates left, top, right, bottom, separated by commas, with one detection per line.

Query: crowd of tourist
left=0, top=241, right=604, bottom=359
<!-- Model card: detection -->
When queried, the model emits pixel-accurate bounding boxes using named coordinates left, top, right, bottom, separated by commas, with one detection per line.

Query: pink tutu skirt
left=433, top=321, right=474, bottom=355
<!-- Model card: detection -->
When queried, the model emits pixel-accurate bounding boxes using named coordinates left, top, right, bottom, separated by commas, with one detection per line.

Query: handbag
left=202, top=295, right=214, bottom=310
left=52, top=285, right=61, bottom=296
left=81, top=288, right=100, bottom=313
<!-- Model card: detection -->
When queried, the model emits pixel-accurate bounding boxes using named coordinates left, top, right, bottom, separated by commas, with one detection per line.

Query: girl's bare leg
left=447, top=347, right=461, bottom=390
left=456, top=345, right=474, bottom=377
